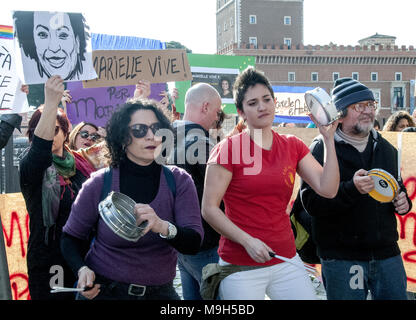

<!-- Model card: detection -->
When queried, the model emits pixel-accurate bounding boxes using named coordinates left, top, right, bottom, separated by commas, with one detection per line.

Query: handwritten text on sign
left=66, top=81, right=165, bottom=127
left=0, top=37, right=29, bottom=113
left=83, top=49, right=192, bottom=88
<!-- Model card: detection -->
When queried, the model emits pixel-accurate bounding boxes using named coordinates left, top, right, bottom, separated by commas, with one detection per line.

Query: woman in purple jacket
left=61, top=98, right=203, bottom=300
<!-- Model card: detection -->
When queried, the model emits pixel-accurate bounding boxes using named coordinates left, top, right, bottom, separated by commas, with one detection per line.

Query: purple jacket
left=63, top=166, right=203, bottom=285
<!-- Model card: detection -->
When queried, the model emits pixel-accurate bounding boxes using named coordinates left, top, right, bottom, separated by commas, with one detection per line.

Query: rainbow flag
left=0, top=25, right=13, bottom=39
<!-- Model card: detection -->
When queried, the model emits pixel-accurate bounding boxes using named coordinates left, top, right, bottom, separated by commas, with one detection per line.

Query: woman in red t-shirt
left=202, top=67, right=339, bottom=300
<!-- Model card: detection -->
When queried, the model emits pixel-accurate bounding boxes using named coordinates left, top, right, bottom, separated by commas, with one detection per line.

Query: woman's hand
left=61, top=89, right=72, bottom=105
left=134, top=203, right=167, bottom=235
left=242, top=237, right=273, bottom=264
left=134, top=80, right=151, bottom=99
left=308, top=113, right=339, bottom=141
left=44, top=75, right=65, bottom=107
left=77, top=266, right=100, bottom=300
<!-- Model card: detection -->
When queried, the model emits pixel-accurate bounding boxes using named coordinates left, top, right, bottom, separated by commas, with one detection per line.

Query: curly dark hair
left=105, top=99, right=172, bottom=167
left=233, top=66, right=275, bottom=112
left=13, top=11, right=90, bottom=80
left=382, top=110, right=416, bottom=132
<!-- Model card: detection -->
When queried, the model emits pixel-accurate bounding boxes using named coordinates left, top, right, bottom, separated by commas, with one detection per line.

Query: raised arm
left=34, top=76, right=65, bottom=140
left=297, top=118, right=339, bottom=199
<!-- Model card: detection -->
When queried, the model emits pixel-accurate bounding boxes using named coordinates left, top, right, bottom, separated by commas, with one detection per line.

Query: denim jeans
left=177, top=246, right=219, bottom=300
left=320, top=255, right=408, bottom=300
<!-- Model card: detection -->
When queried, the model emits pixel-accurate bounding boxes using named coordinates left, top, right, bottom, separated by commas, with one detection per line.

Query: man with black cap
left=300, top=78, right=412, bottom=300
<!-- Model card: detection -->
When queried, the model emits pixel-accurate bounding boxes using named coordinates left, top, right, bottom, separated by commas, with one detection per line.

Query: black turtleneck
left=120, top=157, right=161, bottom=204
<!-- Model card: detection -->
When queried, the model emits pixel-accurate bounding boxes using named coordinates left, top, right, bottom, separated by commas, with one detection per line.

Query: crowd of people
left=1, top=66, right=414, bottom=301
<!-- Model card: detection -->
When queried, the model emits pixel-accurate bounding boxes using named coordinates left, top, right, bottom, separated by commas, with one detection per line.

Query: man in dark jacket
left=169, top=83, right=222, bottom=300
left=301, top=78, right=411, bottom=300
left=0, top=113, right=22, bottom=149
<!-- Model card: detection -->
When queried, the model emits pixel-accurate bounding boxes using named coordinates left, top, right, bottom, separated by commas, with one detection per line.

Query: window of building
left=395, top=72, right=402, bottom=81
left=284, top=16, right=292, bottom=25
left=249, top=15, right=257, bottom=24
left=371, top=72, right=378, bottom=82
left=352, top=72, right=359, bottom=81
left=224, top=22, right=227, bottom=31
left=370, top=89, right=381, bottom=107
left=288, top=72, right=296, bottom=82
left=230, top=17, right=234, bottom=27
left=311, top=72, right=319, bottom=82
left=249, top=37, right=257, bottom=48
left=284, top=38, right=292, bottom=49
left=333, top=72, right=340, bottom=81
left=218, top=26, right=221, bottom=35
left=393, top=87, right=404, bottom=108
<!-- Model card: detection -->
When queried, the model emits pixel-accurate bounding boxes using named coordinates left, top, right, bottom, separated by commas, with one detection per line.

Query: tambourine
left=304, top=87, right=341, bottom=126
left=367, top=169, right=399, bottom=203
left=98, top=191, right=148, bottom=242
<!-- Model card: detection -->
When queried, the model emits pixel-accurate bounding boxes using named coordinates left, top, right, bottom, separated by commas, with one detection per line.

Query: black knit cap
left=331, top=78, right=375, bottom=111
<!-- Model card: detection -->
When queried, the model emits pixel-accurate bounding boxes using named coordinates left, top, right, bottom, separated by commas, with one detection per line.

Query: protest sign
left=66, top=81, right=166, bottom=127
left=0, top=193, right=29, bottom=300
left=83, top=49, right=192, bottom=88
left=0, top=26, right=29, bottom=114
left=12, top=11, right=97, bottom=84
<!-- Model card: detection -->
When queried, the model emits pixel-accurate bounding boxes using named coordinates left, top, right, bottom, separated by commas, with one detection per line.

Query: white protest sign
left=12, top=11, right=97, bottom=84
left=0, top=37, right=29, bottom=114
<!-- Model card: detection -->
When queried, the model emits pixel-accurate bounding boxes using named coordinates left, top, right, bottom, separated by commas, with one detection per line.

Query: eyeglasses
left=130, top=123, right=162, bottom=139
left=351, top=101, right=378, bottom=113
left=55, top=126, right=61, bottom=136
left=79, top=130, right=101, bottom=142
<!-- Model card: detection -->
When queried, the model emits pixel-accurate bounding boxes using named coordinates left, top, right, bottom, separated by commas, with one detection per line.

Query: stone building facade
left=216, top=0, right=416, bottom=126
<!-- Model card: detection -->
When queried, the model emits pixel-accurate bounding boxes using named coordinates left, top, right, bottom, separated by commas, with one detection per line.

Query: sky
left=1, top=0, right=415, bottom=54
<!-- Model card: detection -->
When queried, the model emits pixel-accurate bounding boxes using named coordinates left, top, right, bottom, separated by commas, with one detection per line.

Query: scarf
left=335, top=128, right=369, bottom=153
left=42, top=145, right=95, bottom=245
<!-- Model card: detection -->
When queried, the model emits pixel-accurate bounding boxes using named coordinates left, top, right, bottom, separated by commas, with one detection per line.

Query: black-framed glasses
left=351, top=101, right=378, bottom=113
left=79, top=130, right=101, bottom=142
left=130, top=123, right=162, bottom=139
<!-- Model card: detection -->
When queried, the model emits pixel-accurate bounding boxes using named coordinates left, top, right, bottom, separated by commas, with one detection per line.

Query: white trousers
left=218, top=254, right=317, bottom=300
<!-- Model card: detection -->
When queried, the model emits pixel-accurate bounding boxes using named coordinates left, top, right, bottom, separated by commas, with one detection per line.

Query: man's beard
left=352, top=118, right=374, bottom=136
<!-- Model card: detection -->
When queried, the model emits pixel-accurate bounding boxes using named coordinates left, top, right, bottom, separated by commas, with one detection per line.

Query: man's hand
left=393, top=191, right=409, bottom=214
left=353, top=169, right=375, bottom=194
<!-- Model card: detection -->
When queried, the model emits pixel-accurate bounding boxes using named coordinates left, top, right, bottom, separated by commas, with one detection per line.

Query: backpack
left=289, top=191, right=320, bottom=264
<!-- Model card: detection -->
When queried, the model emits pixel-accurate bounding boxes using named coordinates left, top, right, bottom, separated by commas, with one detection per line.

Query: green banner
left=174, top=54, right=255, bottom=114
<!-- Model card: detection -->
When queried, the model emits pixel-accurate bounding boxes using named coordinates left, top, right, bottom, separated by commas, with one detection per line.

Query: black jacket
left=0, top=113, right=22, bottom=149
left=169, top=121, right=221, bottom=251
left=300, top=129, right=412, bottom=260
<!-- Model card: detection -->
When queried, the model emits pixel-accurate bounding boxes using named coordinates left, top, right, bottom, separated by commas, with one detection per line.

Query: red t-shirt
left=208, top=130, right=310, bottom=266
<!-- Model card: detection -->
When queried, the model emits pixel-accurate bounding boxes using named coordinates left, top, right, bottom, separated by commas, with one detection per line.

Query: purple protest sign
left=66, top=81, right=166, bottom=127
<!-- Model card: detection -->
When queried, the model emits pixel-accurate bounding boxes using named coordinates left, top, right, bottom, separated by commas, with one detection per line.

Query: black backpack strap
left=100, top=167, right=113, bottom=201
left=162, top=165, right=176, bottom=198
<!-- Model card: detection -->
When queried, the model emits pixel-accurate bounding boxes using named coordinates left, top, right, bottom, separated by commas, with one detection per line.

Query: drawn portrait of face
left=13, top=11, right=95, bottom=84
left=33, top=11, right=80, bottom=80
